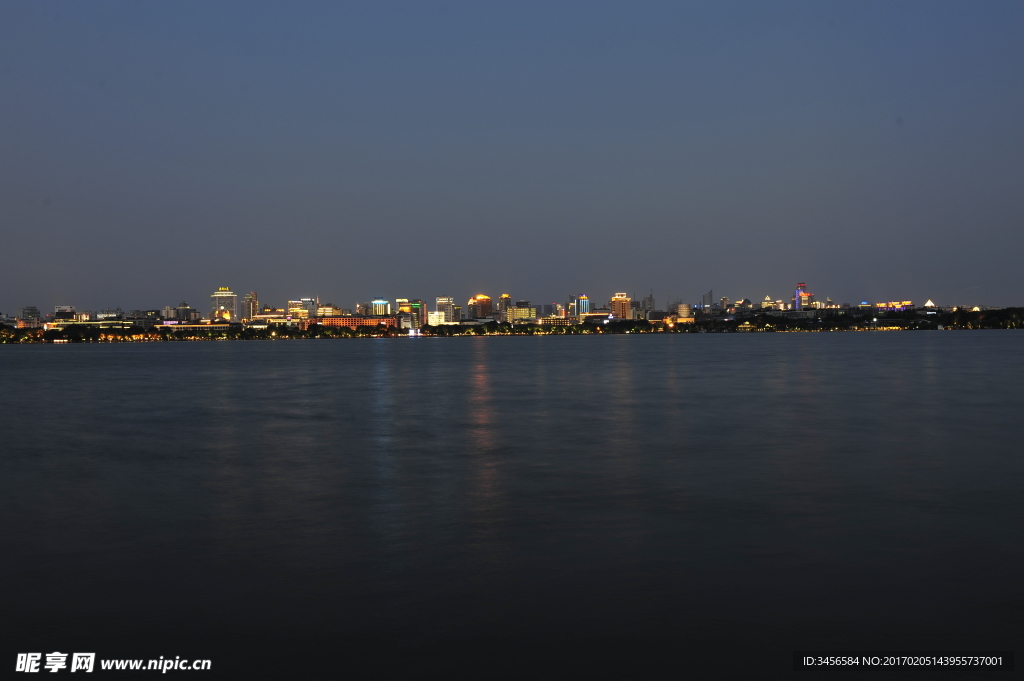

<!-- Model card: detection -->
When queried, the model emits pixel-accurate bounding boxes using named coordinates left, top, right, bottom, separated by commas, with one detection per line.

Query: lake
left=2, top=332, right=1021, bottom=679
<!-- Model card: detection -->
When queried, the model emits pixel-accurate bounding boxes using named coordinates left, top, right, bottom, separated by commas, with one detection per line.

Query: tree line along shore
left=1, top=308, right=1021, bottom=343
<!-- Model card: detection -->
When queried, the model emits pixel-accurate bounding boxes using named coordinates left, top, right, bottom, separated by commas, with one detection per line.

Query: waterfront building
left=242, top=292, right=259, bottom=321
left=16, top=306, right=41, bottom=320
left=435, top=297, right=457, bottom=323
left=371, top=298, right=391, bottom=316
left=314, top=316, right=399, bottom=330
left=317, top=304, right=344, bottom=317
left=163, top=302, right=200, bottom=321
left=610, top=293, right=631, bottom=320
left=298, top=298, right=319, bottom=318
left=793, top=283, right=814, bottom=310
left=286, top=301, right=309, bottom=319
left=572, top=295, right=590, bottom=318
left=507, top=300, right=537, bottom=323
left=497, top=294, right=512, bottom=318
left=396, top=299, right=427, bottom=328
left=875, top=301, right=914, bottom=312
left=467, top=294, right=492, bottom=319
left=210, top=287, right=238, bottom=321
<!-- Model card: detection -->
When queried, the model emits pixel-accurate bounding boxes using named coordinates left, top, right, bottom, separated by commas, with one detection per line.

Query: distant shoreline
left=3, top=308, right=1022, bottom=343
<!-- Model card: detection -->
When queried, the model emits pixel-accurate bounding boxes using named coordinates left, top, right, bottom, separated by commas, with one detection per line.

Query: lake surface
left=2, top=333, right=1022, bottom=679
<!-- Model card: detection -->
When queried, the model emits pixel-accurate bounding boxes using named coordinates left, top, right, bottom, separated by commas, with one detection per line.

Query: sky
left=2, top=1, right=1022, bottom=313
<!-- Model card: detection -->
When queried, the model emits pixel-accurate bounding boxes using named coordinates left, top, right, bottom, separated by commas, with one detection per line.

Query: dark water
left=2, top=333, right=1022, bottom=679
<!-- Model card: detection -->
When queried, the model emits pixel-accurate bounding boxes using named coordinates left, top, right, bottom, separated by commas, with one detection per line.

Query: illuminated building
left=371, top=298, right=391, bottom=315
left=396, top=298, right=427, bottom=328
left=313, top=316, right=399, bottom=330
left=538, top=317, right=574, bottom=326
left=435, top=297, right=457, bottom=323
left=573, top=295, right=590, bottom=317
left=610, top=293, right=631, bottom=319
left=497, top=294, right=512, bottom=319
left=210, top=287, right=238, bottom=321
left=299, top=298, right=319, bottom=318
left=507, top=300, right=537, bottom=322
left=793, top=283, right=814, bottom=310
left=242, top=292, right=259, bottom=321
left=467, top=294, right=492, bottom=319
left=875, top=301, right=914, bottom=312
left=317, top=304, right=344, bottom=316
left=286, top=301, right=309, bottom=319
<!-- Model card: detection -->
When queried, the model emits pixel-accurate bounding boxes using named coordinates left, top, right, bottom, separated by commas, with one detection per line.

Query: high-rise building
left=641, top=293, right=654, bottom=315
left=396, top=298, right=427, bottom=328
left=497, top=294, right=512, bottom=314
left=16, top=306, right=41, bottom=320
left=210, top=287, right=237, bottom=321
left=435, top=297, right=456, bottom=323
left=793, top=283, right=814, bottom=310
left=242, top=292, right=259, bottom=321
left=610, top=293, right=631, bottom=319
left=702, top=290, right=713, bottom=310
left=467, top=294, right=492, bottom=319
left=371, top=298, right=391, bottom=316
left=286, top=301, right=308, bottom=319
left=569, top=295, right=590, bottom=318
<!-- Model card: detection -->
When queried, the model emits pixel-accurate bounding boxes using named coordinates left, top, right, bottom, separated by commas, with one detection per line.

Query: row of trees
left=2, top=309, right=1021, bottom=343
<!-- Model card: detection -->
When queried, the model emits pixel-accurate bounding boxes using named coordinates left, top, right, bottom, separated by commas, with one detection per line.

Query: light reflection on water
left=1, top=333, right=1022, bottom=676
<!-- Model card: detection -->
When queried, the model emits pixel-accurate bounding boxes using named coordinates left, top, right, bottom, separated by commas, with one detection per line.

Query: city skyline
left=6, top=279, right=973, bottom=328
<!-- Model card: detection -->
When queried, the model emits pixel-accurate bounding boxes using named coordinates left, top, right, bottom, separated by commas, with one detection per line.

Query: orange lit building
left=311, top=316, right=399, bottom=329
left=467, top=294, right=493, bottom=319
left=610, top=293, right=631, bottom=319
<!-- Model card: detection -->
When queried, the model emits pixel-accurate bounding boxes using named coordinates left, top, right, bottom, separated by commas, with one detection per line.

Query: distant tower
left=497, top=294, right=512, bottom=318
left=242, top=292, right=259, bottom=321
left=574, top=294, right=590, bottom=317
left=793, top=283, right=814, bottom=310
left=702, top=290, right=713, bottom=310
left=210, top=287, right=237, bottom=321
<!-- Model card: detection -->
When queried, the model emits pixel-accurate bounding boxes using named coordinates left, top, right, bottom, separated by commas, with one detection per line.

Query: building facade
left=210, top=287, right=238, bottom=321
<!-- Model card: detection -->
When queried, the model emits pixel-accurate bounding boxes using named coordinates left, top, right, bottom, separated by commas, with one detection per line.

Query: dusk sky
left=3, top=1, right=1022, bottom=313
